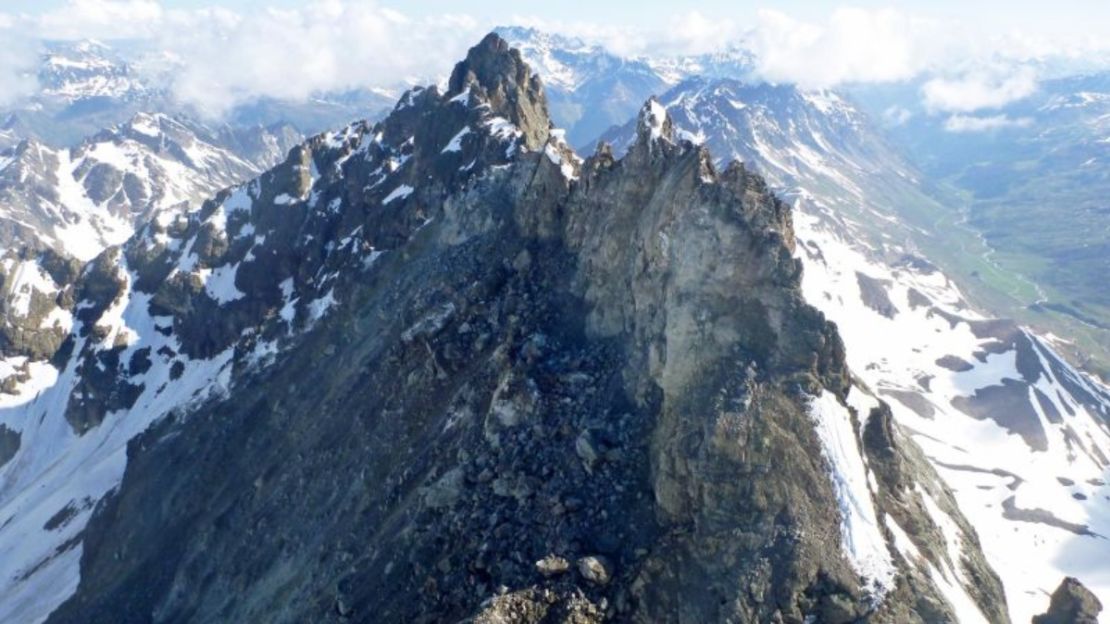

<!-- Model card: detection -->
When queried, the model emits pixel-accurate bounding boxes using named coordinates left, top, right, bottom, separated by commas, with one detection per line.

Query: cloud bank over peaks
left=748, top=8, right=949, bottom=89
left=922, top=66, right=1039, bottom=113
left=35, top=0, right=166, bottom=40
left=160, top=1, right=481, bottom=116
left=11, top=0, right=484, bottom=118
left=943, top=113, right=1033, bottom=133
left=0, top=15, right=40, bottom=108
left=5, top=1, right=1110, bottom=123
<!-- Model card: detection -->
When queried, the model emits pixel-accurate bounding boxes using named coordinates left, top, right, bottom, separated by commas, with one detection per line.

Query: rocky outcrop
left=5, top=34, right=1009, bottom=624
left=1033, top=577, right=1102, bottom=624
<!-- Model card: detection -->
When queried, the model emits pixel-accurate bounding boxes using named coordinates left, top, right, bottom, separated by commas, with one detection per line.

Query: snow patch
left=383, top=185, right=414, bottom=204
left=807, top=390, right=895, bottom=598
left=203, top=263, right=244, bottom=304
left=442, top=127, right=471, bottom=153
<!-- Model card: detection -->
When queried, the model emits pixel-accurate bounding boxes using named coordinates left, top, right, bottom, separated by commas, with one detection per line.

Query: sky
left=7, top=0, right=1110, bottom=37
left=1, top=0, right=1108, bottom=117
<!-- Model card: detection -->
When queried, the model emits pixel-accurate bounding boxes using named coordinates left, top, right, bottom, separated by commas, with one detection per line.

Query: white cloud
left=923, top=67, right=1038, bottom=112
left=36, top=0, right=165, bottom=40
left=0, top=16, right=40, bottom=108
left=882, top=106, right=913, bottom=127
left=503, top=11, right=745, bottom=59
left=943, top=114, right=1033, bottom=132
left=748, top=8, right=954, bottom=89
left=7, top=1, right=1110, bottom=121
left=169, top=2, right=482, bottom=116
left=25, top=0, right=484, bottom=118
left=651, top=11, right=745, bottom=57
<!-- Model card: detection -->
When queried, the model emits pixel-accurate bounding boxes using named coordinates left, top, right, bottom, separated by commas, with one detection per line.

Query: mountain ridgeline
left=0, top=34, right=1016, bottom=623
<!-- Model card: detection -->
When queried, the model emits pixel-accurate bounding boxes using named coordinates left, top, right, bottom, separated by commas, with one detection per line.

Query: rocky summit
left=0, top=34, right=1015, bottom=623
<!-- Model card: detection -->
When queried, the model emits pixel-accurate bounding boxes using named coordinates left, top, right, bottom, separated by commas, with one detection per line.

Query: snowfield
left=808, top=390, right=896, bottom=598
left=795, top=202, right=1110, bottom=622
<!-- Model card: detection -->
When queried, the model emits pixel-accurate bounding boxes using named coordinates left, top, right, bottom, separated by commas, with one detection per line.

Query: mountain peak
left=493, top=25, right=591, bottom=52
left=447, top=32, right=551, bottom=150
left=635, top=96, right=674, bottom=145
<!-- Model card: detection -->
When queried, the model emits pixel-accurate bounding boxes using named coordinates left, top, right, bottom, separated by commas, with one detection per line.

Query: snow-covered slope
left=39, top=40, right=150, bottom=103
left=0, top=125, right=19, bottom=153
left=598, top=77, right=922, bottom=214
left=599, top=79, right=1110, bottom=622
left=796, top=199, right=1110, bottom=622
left=0, top=113, right=301, bottom=261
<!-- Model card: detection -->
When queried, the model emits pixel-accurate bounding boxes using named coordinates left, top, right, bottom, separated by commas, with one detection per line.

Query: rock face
left=1033, top=577, right=1103, bottom=624
left=592, top=68, right=1110, bottom=622
left=0, top=34, right=1007, bottom=623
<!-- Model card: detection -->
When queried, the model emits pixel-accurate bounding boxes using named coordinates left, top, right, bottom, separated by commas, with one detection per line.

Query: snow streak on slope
left=808, top=390, right=896, bottom=598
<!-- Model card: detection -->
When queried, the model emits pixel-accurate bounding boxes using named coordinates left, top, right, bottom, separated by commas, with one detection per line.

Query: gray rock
left=576, top=556, right=612, bottom=585
left=423, top=467, right=465, bottom=509
left=535, top=555, right=570, bottom=577
left=0, top=424, right=20, bottom=469
left=574, top=430, right=600, bottom=467
left=1033, top=577, right=1103, bottom=624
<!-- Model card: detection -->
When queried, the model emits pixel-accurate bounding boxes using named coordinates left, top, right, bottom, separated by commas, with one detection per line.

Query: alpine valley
left=0, top=23, right=1105, bottom=624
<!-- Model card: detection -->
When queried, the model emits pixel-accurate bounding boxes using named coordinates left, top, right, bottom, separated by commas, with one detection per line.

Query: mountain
left=0, top=112, right=301, bottom=261
left=494, top=26, right=675, bottom=149
left=849, top=72, right=1110, bottom=381
left=39, top=40, right=151, bottom=104
left=221, top=88, right=397, bottom=140
left=495, top=26, right=757, bottom=150
left=599, top=75, right=1110, bottom=622
left=596, top=77, right=923, bottom=208
left=2, top=40, right=395, bottom=150
left=503, top=25, right=1110, bottom=383
left=4, top=40, right=162, bottom=148
left=0, top=34, right=1014, bottom=623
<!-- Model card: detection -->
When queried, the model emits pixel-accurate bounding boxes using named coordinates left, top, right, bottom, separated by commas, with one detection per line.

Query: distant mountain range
left=0, top=112, right=301, bottom=260
left=494, top=26, right=754, bottom=148
left=1, top=40, right=395, bottom=149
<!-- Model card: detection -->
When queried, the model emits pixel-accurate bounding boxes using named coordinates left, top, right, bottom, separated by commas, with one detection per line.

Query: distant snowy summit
left=494, top=25, right=755, bottom=147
